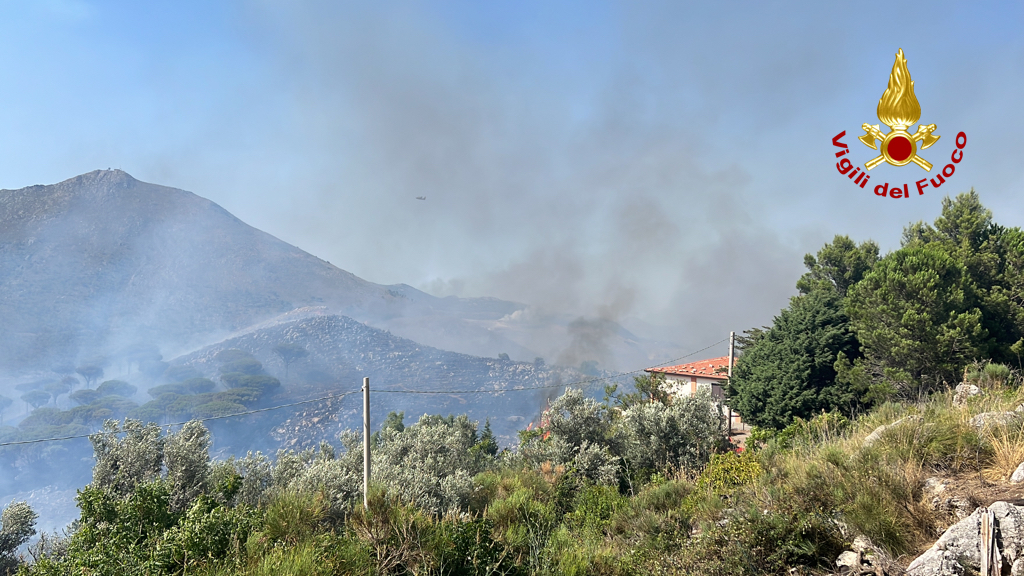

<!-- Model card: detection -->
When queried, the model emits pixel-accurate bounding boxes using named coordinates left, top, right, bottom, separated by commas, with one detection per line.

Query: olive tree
left=0, top=501, right=37, bottom=573
left=523, top=388, right=619, bottom=485
left=283, top=415, right=494, bottom=517
left=616, top=388, right=725, bottom=473
left=371, top=414, right=486, bottom=515
left=164, top=420, right=211, bottom=512
left=89, top=419, right=166, bottom=497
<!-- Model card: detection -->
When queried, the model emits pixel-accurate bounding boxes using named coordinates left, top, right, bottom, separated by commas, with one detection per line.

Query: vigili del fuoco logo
left=832, top=49, right=966, bottom=199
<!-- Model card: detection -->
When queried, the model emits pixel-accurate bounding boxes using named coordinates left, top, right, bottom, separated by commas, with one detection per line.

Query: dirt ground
left=940, top=472, right=1024, bottom=508
left=727, top=421, right=751, bottom=449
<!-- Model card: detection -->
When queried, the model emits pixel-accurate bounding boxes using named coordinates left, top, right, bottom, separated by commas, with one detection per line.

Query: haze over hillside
left=173, top=314, right=588, bottom=448
left=0, top=170, right=678, bottom=377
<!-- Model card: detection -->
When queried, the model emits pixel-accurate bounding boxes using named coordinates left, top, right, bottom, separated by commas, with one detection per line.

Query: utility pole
left=728, top=331, right=735, bottom=436
left=362, top=377, right=370, bottom=510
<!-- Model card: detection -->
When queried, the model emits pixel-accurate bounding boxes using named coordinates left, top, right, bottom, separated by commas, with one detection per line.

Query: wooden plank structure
left=980, top=507, right=1002, bottom=576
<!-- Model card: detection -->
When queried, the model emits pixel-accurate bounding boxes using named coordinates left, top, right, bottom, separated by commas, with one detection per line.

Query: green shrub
left=608, top=480, right=692, bottom=548
left=471, top=468, right=552, bottom=515
left=772, top=411, right=850, bottom=450
left=347, top=488, right=434, bottom=575
left=772, top=443, right=929, bottom=555
left=432, top=517, right=514, bottom=576
left=543, top=524, right=625, bottom=576
left=662, top=502, right=844, bottom=576
left=244, top=538, right=337, bottom=576
left=695, top=451, right=763, bottom=494
left=249, top=489, right=325, bottom=551
left=483, top=472, right=557, bottom=569
left=564, top=484, right=624, bottom=534
left=163, top=497, right=259, bottom=571
left=965, top=361, right=1015, bottom=389
left=868, top=404, right=984, bottom=472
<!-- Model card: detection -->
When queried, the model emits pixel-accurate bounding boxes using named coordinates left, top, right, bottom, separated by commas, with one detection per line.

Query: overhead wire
left=0, top=337, right=730, bottom=448
left=0, top=391, right=358, bottom=447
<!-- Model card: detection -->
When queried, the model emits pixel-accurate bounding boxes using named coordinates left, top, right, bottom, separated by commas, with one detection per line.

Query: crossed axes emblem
left=858, top=123, right=940, bottom=171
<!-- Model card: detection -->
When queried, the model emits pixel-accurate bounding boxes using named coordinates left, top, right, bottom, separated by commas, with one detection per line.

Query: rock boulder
left=969, top=411, right=1020, bottom=429
left=953, top=383, right=981, bottom=407
left=907, top=501, right=1024, bottom=575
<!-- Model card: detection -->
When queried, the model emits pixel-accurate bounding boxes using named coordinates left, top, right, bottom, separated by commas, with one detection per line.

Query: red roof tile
left=646, top=356, right=731, bottom=380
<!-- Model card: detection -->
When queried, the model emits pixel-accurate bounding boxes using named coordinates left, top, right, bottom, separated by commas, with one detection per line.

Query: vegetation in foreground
left=3, top=190, right=1024, bottom=575
left=5, top=367, right=1024, bottom=576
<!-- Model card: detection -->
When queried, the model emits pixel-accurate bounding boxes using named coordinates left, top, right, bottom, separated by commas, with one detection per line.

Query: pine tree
left=476, top=418, right=499, bottom=457
left=728, top=290, right=863, bottom=430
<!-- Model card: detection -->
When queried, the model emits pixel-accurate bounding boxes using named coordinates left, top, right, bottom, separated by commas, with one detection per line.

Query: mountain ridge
left=0, top=170, right=518, bottom=371
left=0, top=169, right=675, bottom=376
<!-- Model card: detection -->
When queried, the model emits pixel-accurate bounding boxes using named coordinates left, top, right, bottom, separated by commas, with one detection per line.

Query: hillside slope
left=171, top=313, right=590, bottom=449
left=0, top=169, right=670, bottom=374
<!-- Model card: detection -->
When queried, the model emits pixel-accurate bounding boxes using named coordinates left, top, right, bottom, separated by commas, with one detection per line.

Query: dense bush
left=25, top=362, right=1024, bottom=575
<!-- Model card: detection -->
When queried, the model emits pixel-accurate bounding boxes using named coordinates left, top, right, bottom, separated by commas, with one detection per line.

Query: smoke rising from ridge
left=186, top=2, right=809, bottom=361
left=0, top=2, right=1020, bottom=367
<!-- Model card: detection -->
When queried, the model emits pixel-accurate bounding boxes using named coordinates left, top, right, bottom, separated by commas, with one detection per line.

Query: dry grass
left=982, top=425, right=1024, bottom=482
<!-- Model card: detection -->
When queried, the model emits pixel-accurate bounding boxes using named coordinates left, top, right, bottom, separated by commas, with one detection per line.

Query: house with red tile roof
left=646, top=356, right=743, bottom=429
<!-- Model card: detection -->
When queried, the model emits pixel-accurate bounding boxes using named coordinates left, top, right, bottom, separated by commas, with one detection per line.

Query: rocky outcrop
left=906, top=501, right=1024, bottom=576
left=921, top=477, right=973, bottom=520
left=952, top=383, right=980, bottom=407
left=969, top=411, right=1020, bottom=429
left=836, top=535, right=899, bottom=575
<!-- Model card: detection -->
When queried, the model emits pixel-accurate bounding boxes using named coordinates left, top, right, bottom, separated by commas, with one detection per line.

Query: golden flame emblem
left=858, top=49, right=939, bottom=171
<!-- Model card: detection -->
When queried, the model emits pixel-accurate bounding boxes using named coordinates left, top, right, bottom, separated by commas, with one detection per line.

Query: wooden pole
left=728, top=331, right=735, bottom=436
left=363, top=377, right=370, bottom=510
left=981, top=507, right=1001, bottom=576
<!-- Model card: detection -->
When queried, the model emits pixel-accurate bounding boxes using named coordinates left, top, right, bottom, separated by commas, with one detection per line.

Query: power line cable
left=0, top=391, right=358, bottom=448
left=0, top=338, right=729, bottom=448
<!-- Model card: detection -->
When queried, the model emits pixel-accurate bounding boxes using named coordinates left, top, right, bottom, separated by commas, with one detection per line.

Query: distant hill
left=0, top=169, right=675, bottom=376
left=170, top=314, right=590, bottom=449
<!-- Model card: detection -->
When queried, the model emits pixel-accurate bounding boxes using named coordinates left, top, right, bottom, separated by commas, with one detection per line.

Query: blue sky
left=1, top=0, right=1022, bottom=349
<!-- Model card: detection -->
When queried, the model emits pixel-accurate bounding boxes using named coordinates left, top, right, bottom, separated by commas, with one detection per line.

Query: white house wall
left=659, top=374, right=743, bottom=428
